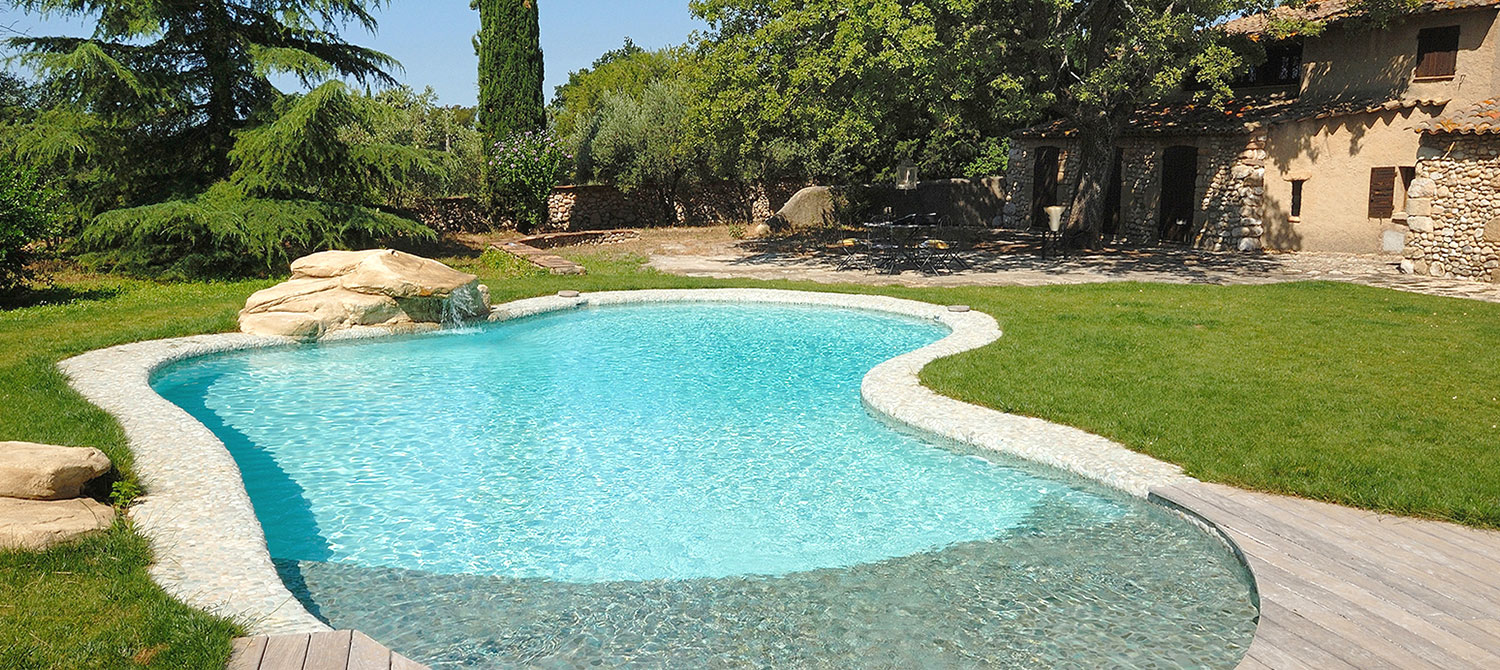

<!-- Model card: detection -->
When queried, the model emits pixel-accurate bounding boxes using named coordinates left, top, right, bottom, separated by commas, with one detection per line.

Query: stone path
left=1152, top=481, right=1500, bottom=670
left=493, top=241, right=586, bottom=275
left=648, top=233, right=1500, bottom=303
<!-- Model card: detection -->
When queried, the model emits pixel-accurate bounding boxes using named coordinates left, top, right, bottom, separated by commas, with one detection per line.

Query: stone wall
left=549, top=181, right=800, bottom=231
left=1003, top=140, right=1081, bottom=230
left=1004, top=134, right=1266, bottom=251
left=1197, top=132, right=1269, bottom=252
left=414, top=182, right=800, bottom=233
left=1402, top=134, right=1500, bottom=282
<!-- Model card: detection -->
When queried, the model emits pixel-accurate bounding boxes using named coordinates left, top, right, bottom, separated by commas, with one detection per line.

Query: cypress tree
left=474, top=0, right=546, bottom=194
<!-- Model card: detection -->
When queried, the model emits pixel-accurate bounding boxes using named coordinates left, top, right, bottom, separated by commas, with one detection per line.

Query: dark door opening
left=1158, top=145, right=1199, bottom=243
left=1103, top=148, right=1124, bottom=236
left=1031, top=146, right=1061, bottom=229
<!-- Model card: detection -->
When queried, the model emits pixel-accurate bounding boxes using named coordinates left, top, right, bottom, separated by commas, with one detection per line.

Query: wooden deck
left=1152, top=481, right=1500, bottom=669
left=229, top=630, right=427, bottom=670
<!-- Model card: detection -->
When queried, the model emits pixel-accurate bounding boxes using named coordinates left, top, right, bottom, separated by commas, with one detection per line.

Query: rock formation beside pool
left=0, top=441, right=115, bottom=550
left=239, top=249, right=492, bottom=339
left=0, top=441, right=112, bottom=500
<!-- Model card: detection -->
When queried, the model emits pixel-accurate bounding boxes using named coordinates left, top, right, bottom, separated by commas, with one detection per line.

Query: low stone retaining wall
left=516, top=229, right=640, bottom=249
left=413, top=183, right=803, bottom=233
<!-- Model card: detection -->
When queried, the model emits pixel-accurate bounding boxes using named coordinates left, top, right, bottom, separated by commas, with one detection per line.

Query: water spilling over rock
left=239, top=249, right=492, bottom=339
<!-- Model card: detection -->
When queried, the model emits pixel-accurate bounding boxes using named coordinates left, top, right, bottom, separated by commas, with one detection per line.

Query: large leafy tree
left=6, top=0, right=399, bottom=208
left=994, top=0, right=1264, bottom=236
left=473, top=0, right=544, bottom=152
left=689, top=0, right=1016, bottom=185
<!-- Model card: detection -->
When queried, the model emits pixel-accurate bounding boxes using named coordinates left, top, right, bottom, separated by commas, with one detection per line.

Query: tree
left=549, top=41, right=694, bottom=183
left=7, top=0, right=399, bottom=198
left=0, top=164, right=56, bottom=292
left=689, top=0, right=1016, bottom=185
left=78, top=82, right=439, bottom=278
left=990, top=0, right=1262, bottom=238
left=473, top=0, right=545, bottom=160
left=585, top=79, right=705, bottom=222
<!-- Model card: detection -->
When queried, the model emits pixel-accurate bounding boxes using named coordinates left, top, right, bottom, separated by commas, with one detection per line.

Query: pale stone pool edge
left=58, top=287, right=1201, bottom=638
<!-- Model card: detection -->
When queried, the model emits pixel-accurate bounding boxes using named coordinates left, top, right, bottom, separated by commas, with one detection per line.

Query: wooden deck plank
left=1173, top=488, right=1500, bottom=657
left=303, top=630, right=353, bottom=670
left=390, top=653, right=427, bottom=670
left=347, top=630, right=392, bottom=670
left=1152, top=481, right=1500, bottom=670
left=258, top=634, right=310, bottom=670
left=1166, top=486, right=1477, bottom=615
left=1163, top=484, right=1500, bottom=622
left=1246, top=489, right=1500, bottom=587
left=227, top=636, right=267, bottom=670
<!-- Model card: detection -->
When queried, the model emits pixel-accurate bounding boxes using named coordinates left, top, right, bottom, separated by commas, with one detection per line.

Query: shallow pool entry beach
left=154, top=302, right=1256, bottom=668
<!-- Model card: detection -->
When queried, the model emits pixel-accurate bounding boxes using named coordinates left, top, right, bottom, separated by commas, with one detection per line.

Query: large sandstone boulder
left=0, top=498, right=115, bottom=550
left=239, top=249, right=492, bottom=339
left=756, top=186, right=838, bottom=236
left=0, top=442, right=112, bottom=500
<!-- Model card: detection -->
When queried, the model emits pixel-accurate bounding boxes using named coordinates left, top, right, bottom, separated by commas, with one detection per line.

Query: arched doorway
left=1157, top=145, right=1199, bottom=243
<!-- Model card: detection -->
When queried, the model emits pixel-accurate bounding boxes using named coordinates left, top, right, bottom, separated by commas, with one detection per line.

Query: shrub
left=489, top=129, right=568, bottom=233
left=0, top=164, right=56, bottom=292
left=78, top=183, right=435, bottom=279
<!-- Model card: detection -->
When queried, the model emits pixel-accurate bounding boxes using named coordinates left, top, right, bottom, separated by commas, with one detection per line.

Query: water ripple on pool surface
left=154, top=302, right=1257, bottom=668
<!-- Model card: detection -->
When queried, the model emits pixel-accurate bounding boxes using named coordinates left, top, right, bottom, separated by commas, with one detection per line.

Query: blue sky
left=0, top=1, right=705, bottom=106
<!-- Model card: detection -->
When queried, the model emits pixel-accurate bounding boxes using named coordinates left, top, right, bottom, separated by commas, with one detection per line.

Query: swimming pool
left=153, top=301, right=1256, bottom=668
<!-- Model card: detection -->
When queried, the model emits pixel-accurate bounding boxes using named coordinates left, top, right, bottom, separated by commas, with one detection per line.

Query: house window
left=1368, top=167, right=1397, bottom=219
left=1397, top=166, right=1416, bottom=212
left=1234, top=41, right=1303, bottom=88
left=1416, top=26, right=1460, bottom=79
left=1290, top=180, right=1305, bottom=220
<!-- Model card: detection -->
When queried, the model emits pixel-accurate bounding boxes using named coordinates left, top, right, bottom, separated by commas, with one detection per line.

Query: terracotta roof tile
left=1417, top=98, right=1500, bottom=134
left=1015, top=96, right=1448, bottom=138
left=1222, top=0, right=1500, bottom=35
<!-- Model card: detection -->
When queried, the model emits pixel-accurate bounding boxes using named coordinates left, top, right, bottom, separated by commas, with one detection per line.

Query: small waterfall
left=440, top=286, right=485, bottom=331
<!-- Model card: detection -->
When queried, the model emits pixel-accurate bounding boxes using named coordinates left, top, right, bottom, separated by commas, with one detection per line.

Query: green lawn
left=2, top=252, right=1498, bottom=668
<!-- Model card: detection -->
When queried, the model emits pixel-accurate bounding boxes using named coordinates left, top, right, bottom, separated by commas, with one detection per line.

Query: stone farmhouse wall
left=1002, top=141, right=1081, bottom=230
left=1402, top=134, right=1500, bottom=282
left=1005, top=134, right=1267, bottom=251
left=414, top=182, right=801, bottom=233
left=1199, top=131, right=1270, bottom=253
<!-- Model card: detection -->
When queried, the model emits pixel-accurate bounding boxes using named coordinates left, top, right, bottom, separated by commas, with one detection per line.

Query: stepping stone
left=0, top=441, right=112, bottom=500
left=0, top=497, right=115, bottom=550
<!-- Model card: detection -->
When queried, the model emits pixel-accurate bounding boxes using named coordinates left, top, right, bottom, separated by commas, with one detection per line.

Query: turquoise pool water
left=153, top=302, right=1257, bottom=668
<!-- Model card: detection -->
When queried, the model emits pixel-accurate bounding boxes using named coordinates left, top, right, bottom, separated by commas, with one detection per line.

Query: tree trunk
left=1064, top=120, right=1118, bottom=247
left=202, top=1, right=236, bottom=180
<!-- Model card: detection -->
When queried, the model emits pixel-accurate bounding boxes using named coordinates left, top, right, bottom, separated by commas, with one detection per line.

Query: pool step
left=228, top=630, right=427, bottom=670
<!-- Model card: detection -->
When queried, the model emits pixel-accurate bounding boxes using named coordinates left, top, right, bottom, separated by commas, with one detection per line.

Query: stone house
left=1003, top=0, right=1500, bottom=281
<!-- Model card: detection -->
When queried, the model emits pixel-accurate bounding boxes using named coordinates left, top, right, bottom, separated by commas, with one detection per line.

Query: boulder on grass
left=239, top=249, right=491, bottom=339
left=0, top=498, right=115, bottom=550
left=0, top=441, right=112, bottom=500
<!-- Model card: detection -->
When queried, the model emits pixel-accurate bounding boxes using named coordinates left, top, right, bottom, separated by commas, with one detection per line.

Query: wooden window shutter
left=1368, top=167, right=1397, bottom=219
left=1416, top=26, right=1460, bottom=78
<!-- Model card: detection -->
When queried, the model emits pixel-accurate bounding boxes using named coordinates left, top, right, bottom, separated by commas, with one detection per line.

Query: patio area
left=641, top=229, right=1500, bottom=303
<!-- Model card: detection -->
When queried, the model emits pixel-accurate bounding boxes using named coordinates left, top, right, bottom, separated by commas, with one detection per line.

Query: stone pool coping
left=59, top=287, right=1194, bottom=637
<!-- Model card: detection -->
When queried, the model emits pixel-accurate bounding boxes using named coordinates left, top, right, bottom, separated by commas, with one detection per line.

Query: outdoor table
left=863, top=221, right=937, bottom=273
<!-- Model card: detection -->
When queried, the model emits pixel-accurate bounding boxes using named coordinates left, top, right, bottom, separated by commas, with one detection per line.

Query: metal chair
left=917, top=239, right=968, bottom=275
left=830, top=237, right=868, bottom=271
